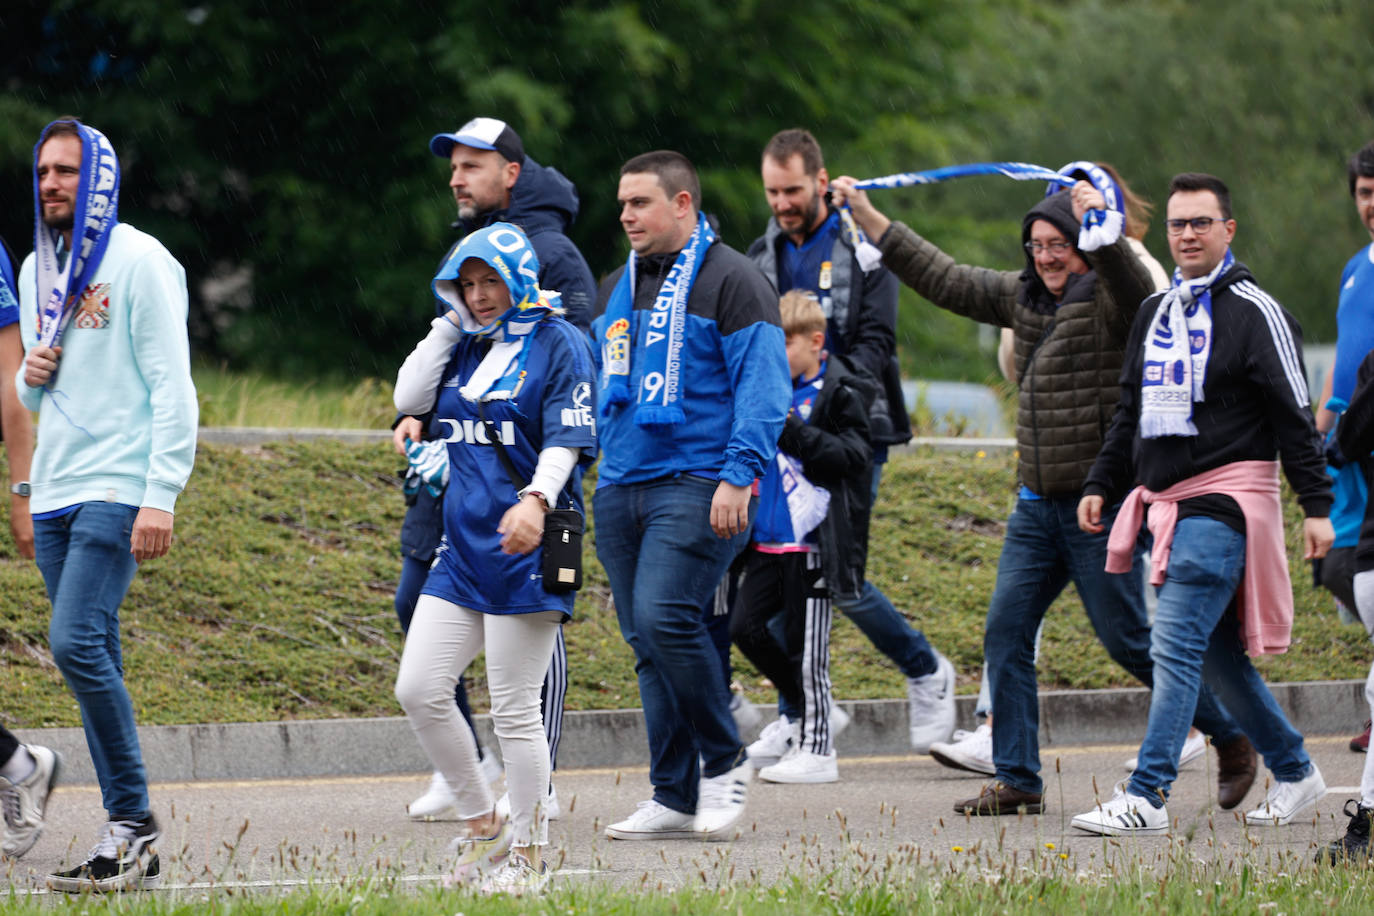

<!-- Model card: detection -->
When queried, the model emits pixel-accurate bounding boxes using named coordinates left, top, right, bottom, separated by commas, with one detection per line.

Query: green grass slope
left=0, top=443, right=1362, bottom=728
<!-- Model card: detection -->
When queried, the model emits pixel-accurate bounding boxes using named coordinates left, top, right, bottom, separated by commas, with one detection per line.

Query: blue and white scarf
left=431, top=222, right=560, bottom=402
left=600, top=212, right=715, bottom=427
left=839, top=162, right=1076, bottom=272
left=1043, top=161, right=1126, bottom=252
left=839, top=160, right=1131, bottom=271
left=32, top=120, right=120, bottom=352
left=1139, top=249, right=1236, bottom=438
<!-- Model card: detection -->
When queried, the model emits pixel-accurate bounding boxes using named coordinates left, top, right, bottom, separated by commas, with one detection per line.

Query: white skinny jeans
left=1354, top=570, right=1374, bottom=809
left=395, top=596, right=562, bottom=846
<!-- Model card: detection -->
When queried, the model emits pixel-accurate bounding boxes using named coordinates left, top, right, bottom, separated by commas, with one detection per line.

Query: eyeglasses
left=1023, top=240, right=1072, bottom=256
left=1164, top=216, right=1229, bottom=235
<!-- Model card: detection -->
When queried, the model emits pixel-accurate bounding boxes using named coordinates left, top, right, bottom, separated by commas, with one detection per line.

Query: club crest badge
left=73, top=282, right=111, bottom=330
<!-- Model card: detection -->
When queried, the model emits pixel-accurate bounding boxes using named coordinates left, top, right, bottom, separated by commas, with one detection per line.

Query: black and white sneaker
left=1316, top=800, right=1374, bottom=864
left=1071, top=784, right=1168, bottom=836
left=48, top=815, right=162, bottom=893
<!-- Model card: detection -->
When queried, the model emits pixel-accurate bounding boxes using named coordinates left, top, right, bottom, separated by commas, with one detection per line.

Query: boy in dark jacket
left=730, top=291, right=874, bottom=784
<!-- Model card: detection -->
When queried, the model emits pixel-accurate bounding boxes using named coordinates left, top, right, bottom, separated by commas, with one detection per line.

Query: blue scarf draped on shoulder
left=599, top=212, right=715, bottom=427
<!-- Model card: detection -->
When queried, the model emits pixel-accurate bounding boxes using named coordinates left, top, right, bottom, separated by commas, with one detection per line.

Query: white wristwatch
left=10, top=482, right=30, bottom=497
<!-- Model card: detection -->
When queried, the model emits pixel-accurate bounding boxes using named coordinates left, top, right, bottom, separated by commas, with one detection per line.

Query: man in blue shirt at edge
left=592, top=150, right=791, bottom=842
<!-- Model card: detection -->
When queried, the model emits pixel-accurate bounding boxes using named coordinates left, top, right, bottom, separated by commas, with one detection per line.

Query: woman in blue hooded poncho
left=393, top=223, right=596, bottom=894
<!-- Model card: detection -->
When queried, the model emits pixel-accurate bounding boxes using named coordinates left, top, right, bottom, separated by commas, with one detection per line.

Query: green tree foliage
left=954, top=0, right=1374, bottom=343
left=0, top=0, right=990, bottom=377
left=2, top=0, right=1370, bottom=381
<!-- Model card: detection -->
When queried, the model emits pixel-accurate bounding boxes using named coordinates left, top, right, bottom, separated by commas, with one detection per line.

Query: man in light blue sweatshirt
left=15, top=119, right=197, bottom=893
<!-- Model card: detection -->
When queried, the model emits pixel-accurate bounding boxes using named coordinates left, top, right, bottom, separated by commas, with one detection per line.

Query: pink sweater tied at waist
left=1105, top=460, right=1292, bottom=657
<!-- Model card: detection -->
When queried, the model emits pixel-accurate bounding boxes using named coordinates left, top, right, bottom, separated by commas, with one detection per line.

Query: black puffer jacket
left=777, top=355, right=876, bottom=601
left=877, top=190, right=1154, bottom=496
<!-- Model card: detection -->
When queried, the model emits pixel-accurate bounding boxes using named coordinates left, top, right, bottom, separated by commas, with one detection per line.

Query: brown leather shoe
left=1216, top=734, right=1257, bottom=810
left=954, top=781, right=1044, bottom=816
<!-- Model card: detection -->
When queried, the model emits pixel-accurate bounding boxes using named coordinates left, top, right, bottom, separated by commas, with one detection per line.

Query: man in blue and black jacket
left=592, top=150, right=791, bottom=845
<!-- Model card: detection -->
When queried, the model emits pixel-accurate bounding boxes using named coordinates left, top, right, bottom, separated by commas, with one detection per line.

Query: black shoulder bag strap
left=476, top=400, right=584, bottom=592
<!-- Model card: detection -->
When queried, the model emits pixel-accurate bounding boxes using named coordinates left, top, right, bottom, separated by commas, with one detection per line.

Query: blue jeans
left=594, top=476, right=750, bottom=814
left=984, top=496, right=1241, bottom=794
left=834, top=582, right=937, bottom=679
left=837, top=463, right=937, bottom=679
left=35, top=503, right=147, bottom=820
left=1129, top=517, right=1311, bottom=804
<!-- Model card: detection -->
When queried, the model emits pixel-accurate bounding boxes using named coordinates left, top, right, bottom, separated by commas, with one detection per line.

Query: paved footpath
left=3, top=735, right=1363, bottom=896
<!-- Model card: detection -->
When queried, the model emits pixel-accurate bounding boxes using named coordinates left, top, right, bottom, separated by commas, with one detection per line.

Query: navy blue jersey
left=422, top=318, right=597, bottom=618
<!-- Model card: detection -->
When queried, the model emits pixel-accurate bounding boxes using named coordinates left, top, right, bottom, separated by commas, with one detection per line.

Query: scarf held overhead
left=839, top=162, right=1076, bottom=272
left=839, top=160, right=1128, bottom=271
left=600, top=212, right=716, bottom=427
left=32, top=120, right=121, bottom=351
left=1139, top=249, right=1235, bottom=438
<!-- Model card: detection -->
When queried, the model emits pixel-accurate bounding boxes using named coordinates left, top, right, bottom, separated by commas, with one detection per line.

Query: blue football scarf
left=838, top=161, right=1127, bottom=271
left=32, top=120, right=120, bottom=352
left=1139, top=249, right=1236, bottom=438
left=431, top=222, right=560, bottom=402
left=600, top=212, right=716, bottom=427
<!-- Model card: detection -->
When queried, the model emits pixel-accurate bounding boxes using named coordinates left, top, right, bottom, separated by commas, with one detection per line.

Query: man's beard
left=784, top=193, right=823, bottom=237
left=42, top=209, right=73, bottom=231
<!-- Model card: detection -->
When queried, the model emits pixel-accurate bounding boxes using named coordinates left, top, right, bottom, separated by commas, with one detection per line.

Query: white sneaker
left=695, top=761, right=751, bottom=839
left=829, top=702, right=850, bottom=741
left=605, top=800, right=697, bottom=840
left=746, top=715, right=797, bottom=766
left=478, top=851, right=548, bottom=896
left=759, top=749, right=838, bottom=784
left=445, top=818, right=513, bottom=886
left=1244, top=765, right=1326, bottom=826
left=908, top=652, right=957, bottom=752
left=0, top=745, right=61, bottom=860
left=1071, top=784, right=1169, bottom=836
left=1123, top=730, right=1207, bottom=772
left=730, top=687, right=762, bottom=736
left=495, top=782, right=561, bottom=821
left=929, top=722, right=995, bottom=775
left=408, top=771, right=459, bottom=821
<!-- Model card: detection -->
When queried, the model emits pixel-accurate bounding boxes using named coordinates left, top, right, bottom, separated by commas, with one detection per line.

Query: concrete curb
left=21, top=680, right=1367, bottom=785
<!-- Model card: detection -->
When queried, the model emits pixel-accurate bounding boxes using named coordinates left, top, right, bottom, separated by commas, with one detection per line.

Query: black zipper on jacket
left=1020, top=319, right=1056, bottom=496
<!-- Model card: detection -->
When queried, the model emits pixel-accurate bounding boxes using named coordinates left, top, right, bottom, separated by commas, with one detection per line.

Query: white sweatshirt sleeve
left=521, top=446, right=581, bottom=507
left=394, top=316, right=463, bottom=415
